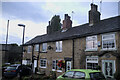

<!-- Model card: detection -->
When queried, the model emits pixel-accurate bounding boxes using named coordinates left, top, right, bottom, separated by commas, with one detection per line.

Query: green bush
left=114, top=71, right=120, bottom=79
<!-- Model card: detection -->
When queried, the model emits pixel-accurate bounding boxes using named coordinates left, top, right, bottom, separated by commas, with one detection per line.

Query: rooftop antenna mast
left=100, top=0, right=102, bottom=17
left=92, top=0, right=94, bottom=4
left=100, top=0, right=102, bottom=13
left=71, top=11, right=74, bottom=21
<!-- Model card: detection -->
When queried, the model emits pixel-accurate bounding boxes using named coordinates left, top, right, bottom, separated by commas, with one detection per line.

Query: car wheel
left=17, top=73, right=20, bottom=78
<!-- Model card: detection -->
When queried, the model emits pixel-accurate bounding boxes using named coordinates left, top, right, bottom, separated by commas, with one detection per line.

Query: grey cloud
left=2, top=2, right=52, bottom=23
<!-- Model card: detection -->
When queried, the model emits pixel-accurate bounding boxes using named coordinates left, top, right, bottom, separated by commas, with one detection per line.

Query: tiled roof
left=25, top=16, right=120, bottom=45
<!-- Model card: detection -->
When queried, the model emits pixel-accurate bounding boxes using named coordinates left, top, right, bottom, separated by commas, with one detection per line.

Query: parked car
left=56, top=69, right=106, bottom=80
left=2, top=63, right=11, bottom=76
left=4, top=64, right=32, bottom=78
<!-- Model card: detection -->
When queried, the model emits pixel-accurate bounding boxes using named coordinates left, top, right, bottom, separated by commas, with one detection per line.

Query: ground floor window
left=86, top=56, right=98, bottom=69
left=40, top=59, right=47, bottom=68
left=52, top=60, right=62, bottom=72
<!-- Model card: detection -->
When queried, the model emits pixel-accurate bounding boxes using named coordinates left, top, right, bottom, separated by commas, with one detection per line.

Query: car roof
left=10, top=64, right=21, bottom=66
left=68, top=69, right=101, bottom=73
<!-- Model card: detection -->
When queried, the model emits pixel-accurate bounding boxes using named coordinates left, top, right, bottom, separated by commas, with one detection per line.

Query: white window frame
left=27, top=46, right=32, bottom=53
left=66, top=61, right=71, bottom=71
left=86, top=56, right=98, bottom=69
left=40, top=59, right=47, bottom=68
left=42, top=43, right=47, bottom=52
left=52, top=60, right=62, bottom=72
left=56, top=41, right=62, bottom=52
left=86, top=35, right=98, bottom=51
left=102, top=33, right=116, bottom=51
left=34, top=44, right=39, bottom=52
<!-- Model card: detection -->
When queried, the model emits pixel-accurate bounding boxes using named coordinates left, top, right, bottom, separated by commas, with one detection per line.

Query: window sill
left=40, top=67, right=46, bottom=68
left=27, top=52, right=31, bottom=53
left=34, top=51, right=39, bottom=52
left=57, top=70, right=62, bottom=72
left=101, top=48, right=117, bottom=51
left=56, top=50, right=62, bottom=53
left=85, top=49, right=98, bottom=52
left=41, top=51, right=47, bottom=53
left=52, top=69, right=56, bottom=71
left=52, top=69, right=62, bottom=72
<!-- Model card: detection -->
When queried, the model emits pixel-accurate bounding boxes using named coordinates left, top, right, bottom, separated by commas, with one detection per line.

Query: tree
left=47, top=15, right=61, bottom=34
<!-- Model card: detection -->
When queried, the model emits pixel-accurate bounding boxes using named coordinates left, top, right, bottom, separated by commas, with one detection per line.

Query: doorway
left=102, top=60, right=115, bottom=78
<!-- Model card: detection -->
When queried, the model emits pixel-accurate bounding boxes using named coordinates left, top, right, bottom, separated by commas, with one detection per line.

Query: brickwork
left=23, top=31, right=120, bottom=77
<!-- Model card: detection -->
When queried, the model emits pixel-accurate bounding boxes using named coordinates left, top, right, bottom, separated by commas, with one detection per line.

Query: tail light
left=4, top=70, right=7, bottom=72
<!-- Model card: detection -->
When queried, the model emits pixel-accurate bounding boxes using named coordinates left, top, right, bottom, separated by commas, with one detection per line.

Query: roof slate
left=25, top=16, right=120, bottom=45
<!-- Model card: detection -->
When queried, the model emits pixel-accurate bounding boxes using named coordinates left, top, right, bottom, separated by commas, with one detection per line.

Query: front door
left=66, top=61, right=71, bottom=71
left=33, top=60, right=37, bottom=73
left=102, top=60, right=115, bottom=78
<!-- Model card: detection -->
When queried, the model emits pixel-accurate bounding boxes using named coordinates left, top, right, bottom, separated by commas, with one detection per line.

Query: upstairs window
left=34, top=44, right=39, bottom=52
left=86, top=36, right=97, bottom=51
left=102, top=33, right=116, bottom=50
left=42, top=43, right=47, bottom=52
left=27, top=46, right=32, bottom=53
left=56, top=41, right=62, bottom=52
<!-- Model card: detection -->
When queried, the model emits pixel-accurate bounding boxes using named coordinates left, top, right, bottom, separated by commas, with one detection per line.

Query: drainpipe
left=32, top=45, right=34, bottom=73
left=37, top=44, right=40, bottom=69
left=72, top=39, right=75, bottom=69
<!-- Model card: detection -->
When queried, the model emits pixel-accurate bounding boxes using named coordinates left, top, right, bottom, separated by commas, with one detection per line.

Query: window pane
left=102, top=34, right=115, bottom=49
left=103, top=40, right=115, bottom=49
left=86, top=36, right=97, bottom=50
left=28, top=46, right=32, bottom=52
left=40, top=59, right=46, bottom=68
left=42, top=43, right=47, bottom=52
left=90, top=72, right=105, bottom=79
left=56, top=41, right=62, bottom=51
left=52, top=61, right=56, bottom=69
left=110, top=63, right=113, bottom=76
left=35, top=44, right=39, bottom=51
left=63, top=71, right=74, bottom=78
left=74, top=72, right=85, bottom=79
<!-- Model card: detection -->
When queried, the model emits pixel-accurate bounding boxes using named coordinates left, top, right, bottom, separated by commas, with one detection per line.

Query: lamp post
left=18, top=24, right=25, bottom=79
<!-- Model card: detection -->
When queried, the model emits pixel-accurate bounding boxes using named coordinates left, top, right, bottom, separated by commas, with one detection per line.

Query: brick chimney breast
left=89, top=3, right=101, bottom=26
left=47, top=21, right=51, bottom=34
left=62, top=14, right=72, bottom=32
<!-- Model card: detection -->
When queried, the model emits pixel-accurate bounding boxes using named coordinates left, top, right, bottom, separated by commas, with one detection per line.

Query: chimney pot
left=89, top=3, right=101, bottom=26
left=62, top=14, right=72, bottom=31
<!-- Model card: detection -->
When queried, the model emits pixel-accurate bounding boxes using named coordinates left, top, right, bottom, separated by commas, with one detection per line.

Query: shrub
left=114, top=71, right=120, bottom=79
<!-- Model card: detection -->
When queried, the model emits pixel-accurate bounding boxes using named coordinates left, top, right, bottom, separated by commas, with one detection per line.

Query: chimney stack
left=62, top=14, right=72, bottom=31
left=89, top=3, right=101, bottom=26
left=47, top=21, right=51, bottom=34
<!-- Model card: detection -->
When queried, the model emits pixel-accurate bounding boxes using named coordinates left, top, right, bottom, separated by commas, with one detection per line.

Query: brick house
left=23, top=3, right=120, bottom=78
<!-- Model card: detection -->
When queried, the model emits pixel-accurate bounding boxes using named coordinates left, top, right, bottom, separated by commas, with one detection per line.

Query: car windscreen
left=6, top=67, right=16, bottom=70
left=90, top=72, right=105, bottom=80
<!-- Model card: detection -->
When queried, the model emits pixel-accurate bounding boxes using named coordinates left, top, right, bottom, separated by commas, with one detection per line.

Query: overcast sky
left=0, top=0, right=119, bottom=45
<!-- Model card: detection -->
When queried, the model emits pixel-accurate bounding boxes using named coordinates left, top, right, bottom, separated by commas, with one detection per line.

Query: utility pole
left=5, top=20, right=9, bottom=51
